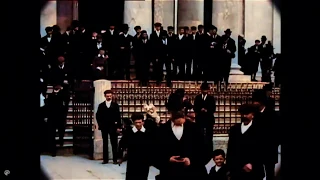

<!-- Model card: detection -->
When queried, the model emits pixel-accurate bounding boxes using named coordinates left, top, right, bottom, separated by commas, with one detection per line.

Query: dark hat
left=208, top=25, right=217, bottom=31
left=184, top=26, right=189, bottom=30
left=167, top=26, right=174, bottom=30
left=191, top=26, right=197, bottom=30
left=224, top=29, right=232, bottom=34
left=252, top=89, right=267, bottom=104
left=238, top=104, right=259, bottom=115
left=263, top=83, right=273, bottom=91
left=53, top=84, right=62, bottom=90
left=122, top=24, right=129, bottom=30
left=255, top=39, right=261, bottom=43
left=154, top=22, right=162, bottom=27
left=200, top=83, right=210, bottom=90
left=261, top=35, right=267, bottom=41
left=45, top=26, right=53, bottom=32
left=141, top=30, right=147, bottom=34
left=175, top=88, right=185, bottom=96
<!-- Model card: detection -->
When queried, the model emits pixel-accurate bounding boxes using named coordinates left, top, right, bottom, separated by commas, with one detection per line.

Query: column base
left=229, top=64, right=251, bottom=83
left=94, top=139, right=103, bottom=160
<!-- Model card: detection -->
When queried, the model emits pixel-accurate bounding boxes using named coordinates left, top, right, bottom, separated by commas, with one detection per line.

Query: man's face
left=168, top=29, right=174, bottom=34
left=191, top=29, right=197, bottom=34
left=201, top=89, right=208, bottom=95
left=105, top=93, right=112, bottom=101
left=47, top=30, right=53, bottom=35
left=179, top=29, right=185, bottom=35
left=92, top=32, right=98, bottom=37
left=99, top=50, right=105, bottom=55
left=133, top=119, right=144, bottom=130
left=58, top=56, right=65, bottom=63
left=155, top=26, right=161, bottom=31
left=135, top=29, right=141, bottom=33
left=225, top=33, right=231, bottom=37
left=123, top=29, right=128, bottom=34
left=173, top=118, right=185, bottom=126
left=255, top=41, right=260, bottom=46
left=243, top=113, right=254, bottom=121
left=142, top=33, right=148, bottom=39
left=198, top=27, right=204, bottom=32
left=212, top=29, right=217, bottom=34
left=266, top=90, right=272, bottom=97
left=185, top=29, right=189, bottom=34
left=109, top=26, right=115, bottom=30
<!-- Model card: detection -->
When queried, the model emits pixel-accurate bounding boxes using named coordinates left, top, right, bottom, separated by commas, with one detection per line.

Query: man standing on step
left=96, top=90, right=122, bottom=164
left=193, top=83, right=216, bottom=152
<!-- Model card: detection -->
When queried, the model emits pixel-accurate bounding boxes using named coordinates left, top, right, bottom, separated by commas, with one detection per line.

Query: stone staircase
left=47, top=80, right=280, bottom=150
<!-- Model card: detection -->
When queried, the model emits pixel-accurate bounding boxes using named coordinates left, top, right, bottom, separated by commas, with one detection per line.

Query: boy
left=119, top=113, right=156, bottom=180
left=208, top=149, right=229, bottom=180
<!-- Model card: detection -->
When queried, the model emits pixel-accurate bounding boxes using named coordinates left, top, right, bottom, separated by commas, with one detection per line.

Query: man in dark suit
left=155, top=111, right=210, bottom=180
left=96, top=90, right=122, bottom=164
left=263, top=83, right=276, bottom=111
left=175, top=27, right=188, bottom=80
left=46, top=85, right=66, bottom=156
left=136, top=30, right=152, bottom=86
left=193, top=83, right=216, bottom=151
left=166, top=26, right=177, bottom=82
left=220, top=29, right=236, bottom=84
left=259, top=35, right=274, bottom=82
left=150, top=22, right=167, bottom=81
left=227, top=104, right=265, bottom=180
left=117, top=24, right=133, bottom=80
left=252, top=90, right=279, bottom=180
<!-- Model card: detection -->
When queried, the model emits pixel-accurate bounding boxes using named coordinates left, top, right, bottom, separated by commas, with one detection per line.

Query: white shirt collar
left=132, top=126, right=146, bottom=133
left=124, top=33, right=128, bottom=37
left=98, top=54, right=105, bottom=58
left=97, top=67, right=103, bottom=70
left=215, top=166, right=221, bottom=172
left=105, top=100, right=111, bottom=107
left=260, top=106, right=266, bottom=113
left=241, top=120, right=253, bottom=134
left=202, top=94, right=207, bottom=100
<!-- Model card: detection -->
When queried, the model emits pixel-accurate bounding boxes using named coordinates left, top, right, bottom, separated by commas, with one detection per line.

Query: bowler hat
left=238, top=104, right=259, bottom=115
left=200, top=83, right=210, bottom=90
left=224, top=29, right=232, bottom=34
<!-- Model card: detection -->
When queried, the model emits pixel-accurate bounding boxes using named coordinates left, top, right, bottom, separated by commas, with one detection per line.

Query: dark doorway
left=78, top=0, right=125, bottom=31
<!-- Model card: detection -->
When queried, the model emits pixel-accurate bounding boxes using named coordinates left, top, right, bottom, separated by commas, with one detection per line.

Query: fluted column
left=93, top=80, right=112, bottom=160
left=244, top=0, right=273, bottom=49
left=273, top=3, right=281, bottom=54
left=40, top=1, right=57, bottom=36
left=57, top=1, right=78, bottom=32
left=154, top=0, right=175, bottom=29
left=124, top=0, right=153, bottom=35
left=212, top=0, right=244, bottom=66
left=177, top=0, right=204, bottom=27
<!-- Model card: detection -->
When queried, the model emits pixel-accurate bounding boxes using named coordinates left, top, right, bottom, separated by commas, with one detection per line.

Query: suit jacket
left=96, top=101, right=121, bottom=130
left=193, top=94, right=216, bottom=126
left=226, top=121, right=265, bottom=179
left=208, top=165, right=229, bottom=180
left=220, top=36, right=236, bottom=59
left=255, top=108, right=279, bottom=164
left=150, top=30, right=167, bottom=59
left=50, top=63, right=73, bottom=88
left=155, top=121, right=210, bottom=179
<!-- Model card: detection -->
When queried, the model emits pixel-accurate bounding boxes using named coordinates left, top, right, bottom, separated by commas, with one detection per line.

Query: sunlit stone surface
left=40, top=1, right=57, bottom=36
left=124, top=0, right=153, bottom=35
left=177, top=0, right=204, bottom=27
left=154, top=0, right=175, bottom=29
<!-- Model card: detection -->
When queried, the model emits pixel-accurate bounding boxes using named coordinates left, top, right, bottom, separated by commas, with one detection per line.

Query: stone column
left=124, top=0, right=153, bottom=36
left=154, top=0, right=175, bottom=29
left=177, top=0, right=204, bottom=27
left=40, top=1, right=57, bottom=36
left=273, top=4, right=281, bottom=54
left=57, top=1, right=76, bottom=32
left=93, top=80, right=112, bottom=160
left=244, top=0, right=273, bottom=49
left=212, top=0, right=244, bottom=66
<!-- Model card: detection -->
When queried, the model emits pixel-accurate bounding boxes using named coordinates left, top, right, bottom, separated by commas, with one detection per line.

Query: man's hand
left=182, top=157, right=190, bottom=166
left=210, top=46, right=214, bottom=48
left=169, top=156, right=184, bottom=163
left=227, top=49, right=231, bottom=53
left=201, top=108, right=207, bottom=112
left=120, top=47, right=125, bottom=49
left=172, top=59, right=174, bottom=62
left=243, top=163, right=252, bottom=172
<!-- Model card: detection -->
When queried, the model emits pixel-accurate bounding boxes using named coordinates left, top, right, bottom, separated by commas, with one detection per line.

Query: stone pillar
left=40, top=1, right=57, bottom=36
left=93, top=80, right=112, bottom=160
left=177, top=0, right=204, bottom=27
left=57, top=1, right=76, bottom=32
left=244, top=0, right=273, bottom=49
left=212, top=0, right=244, bottom=66
left=273, top=4, right=281, bottom=54
left=124, top=0, right=153, bottom=36
left=154, top=0, right=175, bottom=29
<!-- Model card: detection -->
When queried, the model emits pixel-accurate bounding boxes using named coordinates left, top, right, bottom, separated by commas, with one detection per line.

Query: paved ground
left=41, top=151, right=280, bottom=180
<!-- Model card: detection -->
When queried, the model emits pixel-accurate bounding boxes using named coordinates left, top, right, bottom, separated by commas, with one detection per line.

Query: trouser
left=48, top=119, right=66, bottom=155
left=199, top=125, right=214, bottom=152
left=153, top=58, right=164, bottom=83
left=101, top=129, right=118, bottom=162
left=265, top=163, right=275, bottom=180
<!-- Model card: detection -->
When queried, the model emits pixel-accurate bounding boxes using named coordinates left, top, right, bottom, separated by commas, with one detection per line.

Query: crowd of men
left=40, top=20, right=282, bottom=88
left=91, top=83, right=279, bottom=180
